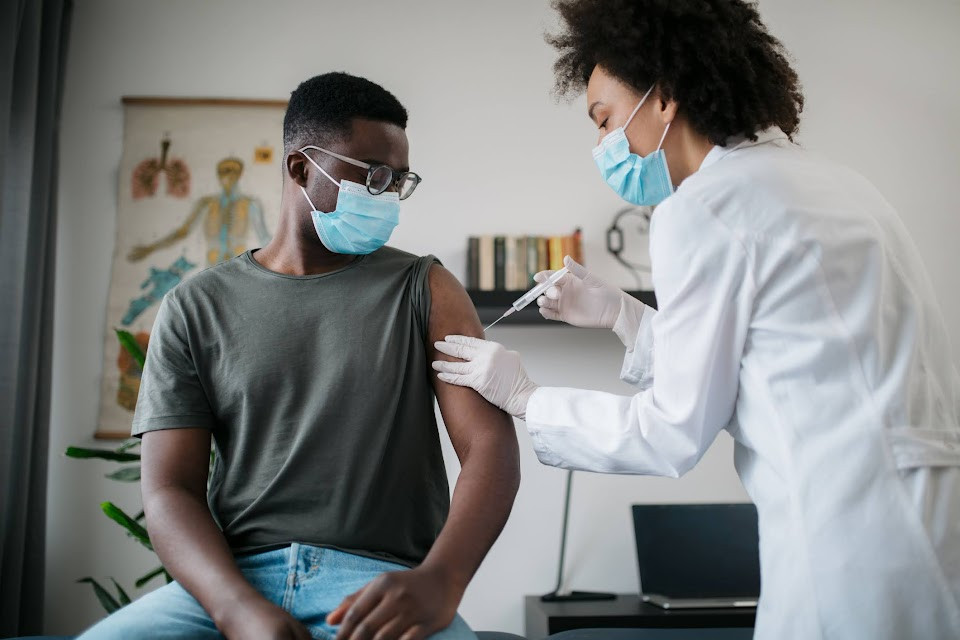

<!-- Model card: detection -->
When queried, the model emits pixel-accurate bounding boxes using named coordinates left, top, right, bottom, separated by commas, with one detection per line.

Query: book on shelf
left=478, top=236, right=494, bottom=290
left=466, top=237, right=479, bottom=289
left=493, top=236, right=506, bottom=291
left=465, top=229, right=583, bottom=292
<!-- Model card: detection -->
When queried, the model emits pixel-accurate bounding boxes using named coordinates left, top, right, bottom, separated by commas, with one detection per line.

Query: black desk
left=525, top=595, right=755, bottom=639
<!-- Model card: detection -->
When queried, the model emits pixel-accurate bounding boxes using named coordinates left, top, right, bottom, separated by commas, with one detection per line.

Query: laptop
left=632, top=503, right=760, bottom=609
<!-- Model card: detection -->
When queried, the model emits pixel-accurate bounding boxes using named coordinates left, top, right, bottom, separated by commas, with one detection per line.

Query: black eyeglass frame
left=299, top=145, right=422, bottom=200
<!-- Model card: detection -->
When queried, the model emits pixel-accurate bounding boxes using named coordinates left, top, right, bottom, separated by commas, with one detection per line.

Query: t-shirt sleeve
left=410, top=254, right=441, bottom=340
left=131, top=293, right=216, bottom=436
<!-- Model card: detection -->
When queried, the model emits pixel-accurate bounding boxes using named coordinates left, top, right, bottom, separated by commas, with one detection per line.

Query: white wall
left=47, top=0, right=960, bottom=635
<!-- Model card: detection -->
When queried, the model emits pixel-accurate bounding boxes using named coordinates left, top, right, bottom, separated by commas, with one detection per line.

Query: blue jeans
left=76, top=543, right=476, bottom=640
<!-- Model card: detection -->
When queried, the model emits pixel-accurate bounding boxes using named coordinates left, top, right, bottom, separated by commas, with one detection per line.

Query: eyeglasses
left=299, top=145, right=422, bottom=200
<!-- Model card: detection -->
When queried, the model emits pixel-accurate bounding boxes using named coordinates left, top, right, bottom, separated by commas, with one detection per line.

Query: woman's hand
left=432, top=336, right=538, bottom=419
left=536, top=256, right=632, bottom=329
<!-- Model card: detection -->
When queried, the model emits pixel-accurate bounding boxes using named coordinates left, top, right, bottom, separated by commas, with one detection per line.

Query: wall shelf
left=468, top=289, right=657, bottom=326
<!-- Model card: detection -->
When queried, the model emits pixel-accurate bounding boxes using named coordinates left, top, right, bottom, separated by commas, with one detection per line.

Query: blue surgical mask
left=593, top=85, right=674, bottom=206
left=299, top=151, right=400, bottom=255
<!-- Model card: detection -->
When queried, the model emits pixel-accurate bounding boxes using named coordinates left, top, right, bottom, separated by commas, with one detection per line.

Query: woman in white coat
left=432, top=1, right=960, bottom=637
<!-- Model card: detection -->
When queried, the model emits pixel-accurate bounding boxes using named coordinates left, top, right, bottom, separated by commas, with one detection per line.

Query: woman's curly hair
left=547, top=0, right=803, bottom=143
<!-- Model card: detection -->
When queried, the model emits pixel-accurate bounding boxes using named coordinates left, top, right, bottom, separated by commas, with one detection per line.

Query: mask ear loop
left=298, top=148, right=342, bottom=212
left=299, top=186, right=318, bottom=211
left=656, top=122, right=671, bottom=151
left=623, top=85, right=656, bottom=131
left=298, top=148, right=342, bottom=188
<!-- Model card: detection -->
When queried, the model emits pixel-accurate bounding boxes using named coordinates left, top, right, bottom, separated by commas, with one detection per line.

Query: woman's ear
left=658, top=96, right=680, bottom=125
left=286, top=150, right=309, bottom=188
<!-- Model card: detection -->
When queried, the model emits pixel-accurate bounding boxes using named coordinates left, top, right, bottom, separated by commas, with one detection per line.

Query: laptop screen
left=632, top=503, right=761, bottom=599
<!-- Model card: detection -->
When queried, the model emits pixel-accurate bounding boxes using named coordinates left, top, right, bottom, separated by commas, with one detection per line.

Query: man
left=79, top=72, right=520, bottom=640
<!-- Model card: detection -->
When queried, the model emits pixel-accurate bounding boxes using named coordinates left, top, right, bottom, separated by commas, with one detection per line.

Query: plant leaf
left=164, top=569, right=173, bottom=584
left=134, top=565, right=166, bottom=588
left=108, top=577, right=132, bottom=606
left=134, top=510, right=145, bottom=521
left=101, top=501, right=153, bottom=551
left=65, top=446, right=140, bottom=462
left=116, top=439, right=141, bottom=453
left=105, top=466, right=141, bottom=482
left=115, top=328, right=146, bottom=368
left=77, top=577, right=120, bottom=614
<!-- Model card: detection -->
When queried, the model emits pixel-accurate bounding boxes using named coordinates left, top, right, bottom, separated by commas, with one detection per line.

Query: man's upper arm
left=426, top=264, right=517, bottom=460
left=133, top=293, right=215, bottom=436
left=136, top=295, right=215, bottom=497
left=141, top=427, right=212, bottom=499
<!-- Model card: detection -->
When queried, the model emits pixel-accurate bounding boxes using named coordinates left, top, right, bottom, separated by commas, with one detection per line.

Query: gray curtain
left=0, top=0, right=72, bottom=635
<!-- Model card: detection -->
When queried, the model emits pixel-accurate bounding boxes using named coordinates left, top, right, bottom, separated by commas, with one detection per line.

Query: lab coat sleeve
left=615, top=301, right=656, bottom=389
left=525, top=195, right=755, bottom=477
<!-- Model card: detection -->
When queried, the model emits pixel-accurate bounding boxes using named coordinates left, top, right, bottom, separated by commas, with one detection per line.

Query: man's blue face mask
left=298, top=148, right=400, bottom=255
left=592, top=85, right=674, bottom=206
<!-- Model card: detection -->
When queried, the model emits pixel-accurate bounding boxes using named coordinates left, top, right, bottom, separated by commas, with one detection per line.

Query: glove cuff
left=507, top=378, right=539, bottom=420
left=612, top=293, right=645, bottom=348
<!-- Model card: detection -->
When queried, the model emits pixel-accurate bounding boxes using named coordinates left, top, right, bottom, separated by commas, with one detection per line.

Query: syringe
left=483, top=267, right=571, bottom=331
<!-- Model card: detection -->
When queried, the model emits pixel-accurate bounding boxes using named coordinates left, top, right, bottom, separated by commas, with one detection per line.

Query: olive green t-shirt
left=132, top=247, right=448, bottom=567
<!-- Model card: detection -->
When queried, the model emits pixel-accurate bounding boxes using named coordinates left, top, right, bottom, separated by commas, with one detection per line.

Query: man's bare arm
left=329, top=263, right=520, bottom=640
left=141, top=428, right=310, bottom=639
left=421, top=263, right=521, bottom=588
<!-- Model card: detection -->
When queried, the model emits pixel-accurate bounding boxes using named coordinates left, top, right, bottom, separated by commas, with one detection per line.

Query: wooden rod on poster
left=121, top=96, right=288, bottom=108
left=94, top=431, right=133, bottom=441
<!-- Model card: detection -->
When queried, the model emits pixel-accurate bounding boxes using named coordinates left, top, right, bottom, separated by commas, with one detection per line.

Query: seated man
left=79, top=72, right=520, bottom=640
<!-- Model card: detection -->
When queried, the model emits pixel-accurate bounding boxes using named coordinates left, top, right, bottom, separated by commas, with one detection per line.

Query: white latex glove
left=432, top=336, right=539, bottom=419
left=536, top=256, right=629, bottom=329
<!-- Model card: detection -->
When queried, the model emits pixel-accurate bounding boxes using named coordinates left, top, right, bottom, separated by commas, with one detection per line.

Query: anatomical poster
left=96, top=97, right=286, bottom=438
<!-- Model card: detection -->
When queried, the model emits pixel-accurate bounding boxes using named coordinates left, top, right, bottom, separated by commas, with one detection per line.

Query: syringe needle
left=484, top=314, right=506, bottom=332
left=480, top=265, right=571, bottom=334
left=484, top=308, right=516, bottom=332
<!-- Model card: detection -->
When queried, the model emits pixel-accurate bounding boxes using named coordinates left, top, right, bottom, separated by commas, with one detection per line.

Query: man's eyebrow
left=587, top=100, right=603, bottom=122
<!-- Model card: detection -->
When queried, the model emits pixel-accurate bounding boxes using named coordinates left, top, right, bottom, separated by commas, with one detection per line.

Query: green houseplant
left=65, top=328, right=171, bottom=613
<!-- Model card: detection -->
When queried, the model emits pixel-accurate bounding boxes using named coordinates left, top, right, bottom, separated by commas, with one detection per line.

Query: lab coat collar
left=699, top=127, right=789, bottom=172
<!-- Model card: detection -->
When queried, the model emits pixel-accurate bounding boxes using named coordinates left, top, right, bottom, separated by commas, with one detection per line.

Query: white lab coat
left=525, top=128, right=960, bottom=639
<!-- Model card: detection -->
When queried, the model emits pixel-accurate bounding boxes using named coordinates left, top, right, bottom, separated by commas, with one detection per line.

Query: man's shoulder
left=366, top=246, right=441, bottom=280
left=370, top=245, right=436, bottom=266
left=165, top=253, right=248, bottom=306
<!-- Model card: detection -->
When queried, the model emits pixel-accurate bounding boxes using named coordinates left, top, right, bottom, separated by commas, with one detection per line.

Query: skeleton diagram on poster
left=97, top=98, right=286, bottom=438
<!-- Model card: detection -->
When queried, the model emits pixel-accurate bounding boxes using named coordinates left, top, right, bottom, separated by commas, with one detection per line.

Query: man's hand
left=432, top=335, right=538, bottom=419
left=327, top=566, right=460, bottom=640
left=218, top=594, right=312, bottom=640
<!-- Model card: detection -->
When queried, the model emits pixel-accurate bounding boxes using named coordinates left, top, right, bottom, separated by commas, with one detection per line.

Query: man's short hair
left=283, top=72, right=409, bottom=151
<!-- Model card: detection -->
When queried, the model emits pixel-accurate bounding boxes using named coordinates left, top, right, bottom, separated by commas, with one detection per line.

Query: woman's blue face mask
left=592, top=85, right=674, bottom=206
